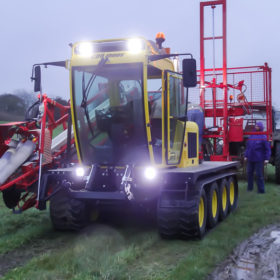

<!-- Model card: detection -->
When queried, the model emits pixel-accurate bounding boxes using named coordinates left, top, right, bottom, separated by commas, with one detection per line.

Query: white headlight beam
left=76, top=42, right=94, bottom=57
left=144, top=167, right=157, bottom=180
left=127, top=38, right=143, bottom=54
left=75, top=167, right=85, bottom=177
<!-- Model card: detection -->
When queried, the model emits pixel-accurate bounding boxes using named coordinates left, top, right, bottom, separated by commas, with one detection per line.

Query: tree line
left=0, top=90, right=68, bottom=121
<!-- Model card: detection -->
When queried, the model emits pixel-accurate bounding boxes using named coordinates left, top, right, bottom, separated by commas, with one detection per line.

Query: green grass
left=1, top=169, right=280, bottom=280
left=0, top=200, right=52, bottom=254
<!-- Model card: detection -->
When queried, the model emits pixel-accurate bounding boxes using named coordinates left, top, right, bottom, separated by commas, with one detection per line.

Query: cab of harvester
left=70, top=37, right=198, bottom=174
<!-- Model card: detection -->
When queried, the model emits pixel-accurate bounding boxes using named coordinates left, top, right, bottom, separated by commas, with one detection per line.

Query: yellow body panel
left=69, top=64, right=82, bottom=162
left=178, top=121, right=199, bottom=168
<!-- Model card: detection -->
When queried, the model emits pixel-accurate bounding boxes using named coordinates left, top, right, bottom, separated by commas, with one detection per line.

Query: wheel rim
left=222, top=186, right=227, bottom=211
left=229, top=182, right=235, bottom=206
left=212, top=190, right=218, bottom=218
left=199, top=197, right=205, bottom=228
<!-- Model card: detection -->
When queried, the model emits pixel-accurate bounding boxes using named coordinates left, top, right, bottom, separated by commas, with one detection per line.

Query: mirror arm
left=148, top=53, right=193, bottom=62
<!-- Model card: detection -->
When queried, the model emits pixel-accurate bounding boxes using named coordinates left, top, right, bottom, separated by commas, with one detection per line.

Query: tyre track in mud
left=207, top=224, right=280, bottom=280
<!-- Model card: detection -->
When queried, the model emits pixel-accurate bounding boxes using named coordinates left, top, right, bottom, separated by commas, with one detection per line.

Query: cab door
left=165, top=71, right=186, bottom=165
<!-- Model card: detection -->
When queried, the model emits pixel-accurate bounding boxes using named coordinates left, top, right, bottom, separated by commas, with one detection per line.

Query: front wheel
left=50, top=190, right=88, bottom=231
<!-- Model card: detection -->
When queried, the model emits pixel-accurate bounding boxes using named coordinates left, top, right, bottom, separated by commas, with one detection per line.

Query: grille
left=188, top=132, right=197, bottom=158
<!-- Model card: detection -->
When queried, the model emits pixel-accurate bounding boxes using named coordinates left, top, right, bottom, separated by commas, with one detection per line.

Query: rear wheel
left=228, top=176, right=238, bottom=212
left=206, top=182, right=219, bottom=228
left=196, top=189, right=207, bottom=238
left=275, top=142, right=280, bottom=184
left=218, top=179, right=229, bottom=221
left=50, top=190, right=88, bottom=231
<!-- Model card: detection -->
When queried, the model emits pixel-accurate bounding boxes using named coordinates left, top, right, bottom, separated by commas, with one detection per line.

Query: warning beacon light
left=155, top=32, right=165, bottom=49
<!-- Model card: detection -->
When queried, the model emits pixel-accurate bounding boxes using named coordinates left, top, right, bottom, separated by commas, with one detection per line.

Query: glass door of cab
left=165, top=71, right=186, bottom=165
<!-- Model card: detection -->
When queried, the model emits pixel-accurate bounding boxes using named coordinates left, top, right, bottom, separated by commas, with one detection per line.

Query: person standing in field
left=244, top=121, right=271, bottom=193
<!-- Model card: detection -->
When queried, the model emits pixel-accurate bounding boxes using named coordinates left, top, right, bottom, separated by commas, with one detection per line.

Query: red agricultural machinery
left=0, top=93, right=74, bottom=212
left=189, top=0, right=279, bottom=181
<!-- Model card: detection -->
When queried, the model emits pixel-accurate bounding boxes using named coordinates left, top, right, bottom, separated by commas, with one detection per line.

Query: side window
left=167, top=72, right=185, bottom=164
left=148, top=78, right=163, bottom=163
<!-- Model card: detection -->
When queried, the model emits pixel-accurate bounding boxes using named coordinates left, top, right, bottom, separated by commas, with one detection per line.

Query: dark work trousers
left=247, top=160, right=265, bottom=193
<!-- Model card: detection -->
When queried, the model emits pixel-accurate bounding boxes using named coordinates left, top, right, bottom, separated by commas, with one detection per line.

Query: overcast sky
left=0, top=0, right=279, bottom=106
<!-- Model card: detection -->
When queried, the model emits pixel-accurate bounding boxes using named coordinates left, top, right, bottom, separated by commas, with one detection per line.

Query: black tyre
left=157, top=199, right=180, bottom=239
left=206, top=182, right=219, bottom=229
left=50, top=190, right=88, bottom=231
left=157, top=190, right=207, bottom=239
left=228, top=176, right=238, bottom=212
left=218, top=179, right=229, bottom=221
left=275, top=142, right=280, bottom=184
left=2, top=186, right=21, bottom=209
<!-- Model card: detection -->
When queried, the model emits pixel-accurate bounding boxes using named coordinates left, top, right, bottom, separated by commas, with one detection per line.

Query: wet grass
left=1, top=167, right=280, bottom=280
left=0, top=200, right=51, bottom=254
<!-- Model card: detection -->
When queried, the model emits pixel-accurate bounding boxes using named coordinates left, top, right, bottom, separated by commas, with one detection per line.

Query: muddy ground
left=207, top=224, right=280, bottom=280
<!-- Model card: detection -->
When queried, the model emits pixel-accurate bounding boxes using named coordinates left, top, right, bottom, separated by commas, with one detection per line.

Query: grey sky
left=1, top=0, right=279, bottom=106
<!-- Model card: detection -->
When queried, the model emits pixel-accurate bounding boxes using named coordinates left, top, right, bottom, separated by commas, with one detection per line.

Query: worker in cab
left=244, top=121, right=271, bottom=193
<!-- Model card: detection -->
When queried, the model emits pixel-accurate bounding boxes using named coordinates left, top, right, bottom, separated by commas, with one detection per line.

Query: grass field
left=0, top=167, right=279, bottom=280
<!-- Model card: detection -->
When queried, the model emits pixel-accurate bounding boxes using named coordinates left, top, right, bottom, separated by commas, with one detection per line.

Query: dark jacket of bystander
left=244, top=122, right=271, bottom=162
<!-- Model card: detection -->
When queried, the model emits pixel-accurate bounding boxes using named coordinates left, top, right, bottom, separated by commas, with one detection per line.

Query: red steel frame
left=200, top=0, right=228, bottom=160
left=0, top=94, right=72, bottom=211
left=199, top=0, right=273, bottom=161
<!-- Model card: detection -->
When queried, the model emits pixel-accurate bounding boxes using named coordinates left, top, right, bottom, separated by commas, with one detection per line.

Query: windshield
left=72, top=63, right=149, bottom=165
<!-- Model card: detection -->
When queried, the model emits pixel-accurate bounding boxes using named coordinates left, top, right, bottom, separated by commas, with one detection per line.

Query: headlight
left=127, top=38, right=143, bottom=54
left=144, top=167, right=157, bottom=180
left=75, top=42, right=94, bottom=57
left=75, top=167, right=85, bottom=177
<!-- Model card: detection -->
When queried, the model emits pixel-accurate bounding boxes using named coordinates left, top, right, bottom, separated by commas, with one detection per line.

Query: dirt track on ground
left=0, top=235, right=69, bottom=277
left=207, top=224, right=280, bottom=280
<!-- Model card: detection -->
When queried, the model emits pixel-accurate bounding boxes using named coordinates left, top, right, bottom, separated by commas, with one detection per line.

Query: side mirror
left=182, top=58, right=197, bottom=88
left=34, top=66, right=41, bottom=92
